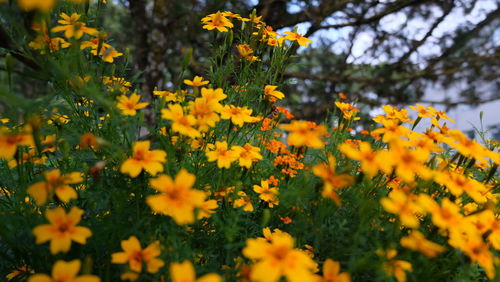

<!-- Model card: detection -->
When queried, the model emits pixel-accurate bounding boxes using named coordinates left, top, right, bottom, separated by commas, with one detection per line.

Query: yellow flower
left=206, top=141, right=238, bottom=169
left=161, top=104, right=201, bottom=138
left=380, top=190, right=424, bottom=228
left=232, top=143, right=263, bottom=168
left=146, top=169, right=206, bottom=224
left=117, top=93, right=149, bottom=116
left=434, top=171, right=488, bottom=204
left=120, top=141, right=167, bottom=178
left=0, top=128, right=34, bottom=160
left=153, top=90, right=179, bottom=102
left=28, top=260, right=100, bottom=282
left=184, top=76, right=209, bottom=87
left=280, top=120, right=327, bottom=149
left=32, top=207, right=92, bottom=254
left=111, top=236, right=164, bottom=273
left=338, top=141, right=384, bottom=177
left=189, top=97, right=222, bottom=132
left=400, top=230, right=445, bottom=258
left=377, top=249, right=412, bottom=282
left=51, top=13, right=98, bottom=39
left=220, top=105, right=255, bottom=127
left=384, top=143, right=431, bottom=183
left=170, top=260, right=221, bottom=282
left=264, top=85, right=285, bottom=100
left=233, top=191, right=254, bottom=212
left=418, top=195, right=463, bottom=230
left=312, top=154, right=354, bottom=205
left=197, top=199, right=218, bottom=220
left=201, top=87, right=227, bottom=103
left=17, top=0, right=55, bottom=11
left=201, top=11, right=234, bottom=32
left=237, top=44, right=254, bottom=58
left=27, top=169, right=83, bottom=205
left=409, top=104, right=436, bottom=118
left=99, top=46, right=123, bottom=63
left=335, top=101, right=360, bottom=121
left=283, top=31, right=312, bottom=47
left=316, top=259, right=351, bottom=282
left=242, top=231, right=317, bottom=282
left=253, top=180, right=279, bottom=207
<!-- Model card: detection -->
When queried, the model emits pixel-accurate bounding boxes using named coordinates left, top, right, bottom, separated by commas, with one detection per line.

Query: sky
left=280, top=0, right=499, bottom=135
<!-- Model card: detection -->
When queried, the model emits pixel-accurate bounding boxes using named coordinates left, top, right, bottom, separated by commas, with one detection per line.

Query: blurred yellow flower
left=27, top=169, right=83, bottom=205
left=170, top=260, right=221, bottom=282
left=120, top=141, right=167, bottom=178
left=32, top=207, right=92, bottom=254
left=111, top=236, right=164, bottom=273
left=28, top=260, right=99, bottom=282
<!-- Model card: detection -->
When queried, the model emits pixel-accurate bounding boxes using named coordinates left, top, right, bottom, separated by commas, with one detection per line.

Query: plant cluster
left=0, top=1, right=499, bottom=282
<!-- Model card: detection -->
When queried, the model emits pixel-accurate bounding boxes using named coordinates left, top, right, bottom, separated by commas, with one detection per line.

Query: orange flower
left=111, top=236, right=164, bottom=273
left=120, top=141, right=167, bottom=178
left=32, top=206, right=92, bottom=254
left=27, top=169, right=83, bottom=205
left=0, top=128, right=34, bottom=160
left=51, top=13, right=98, bottom=39
left=237, top=44, right=254, bottom=58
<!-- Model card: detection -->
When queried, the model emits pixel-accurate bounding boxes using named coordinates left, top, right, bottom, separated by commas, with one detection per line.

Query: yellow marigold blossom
left=201, top=87, right=227, bottom=103
left=283, top=31, right=312, bottom=47
left=380, top=105, right=412, bottom=123
left=99, top=46, right=123, bottom=63
left=380, top=190, right=424, bottom=228
left=232, top=143, right=263, bottom=168
left=117, top=93, right=149, bottom=116
left=233, top=191, right=254, bottom=212
left=280, top=120, right=327, bottom=149
left=220, top=105, right=255, bottom=127
left=147, top=169, right=206, bottom=224
left=17, top=0, right=54, bottom=11
left=312, top=154, right=354, bottom=205
left=435, top=171, right=488, bottom=204
left=400, top=230, right=445, bottom=258
left=242, top=231, right=317, bottom=282
left=189, top=97, right=222, bottom=132
left=465, top=210, right=500, bottom=249
left=27, top=169, right=83, bottom=205
left=0, top=128, right=34, bottom=160
left=338, top=141, right=384, bottom=177
left=315, top=259, right=351, bottom=282
left=372, top=119, right=410, bottom=143
left=184, top=76, right=209, bottom=87
left=153, top=90, right=179, bottom=102
left=206, top=141, right=238, bottom=168
left=197, top=199, right=218, bottom=220
left=111, top=235, right=164, bottom=274
left=409, top=104, right=436, bottom=118
left=32, top=206, right=92, bottom=254
left=264, top=85, right=285, bottom=100
left=237, top=44, right=254, bottom=58
left=29, top=35, right=70, bottom=54
left=253, top=180, right=279, bottom=207
left=377, top=249, right=412, bottom=282
left=418, top=195, right=463, bottom=231
left=28, top=260, right=99, bottom=282
left=335, top=101, right=360, bottom=121
left=51, top=13, right=98, bottom=39
left=448, top=228, right=496, bottom=279
left=120, top=141, right=167, bottom=178
left=170, top=260, right=221, bottom=282
left=161, top=104, right=201, bottom=138
left=201, top=11, right=234, bottom=32
left=444, top=129, right=491, bottom=162
left=384, top=144, right=432, bottom=183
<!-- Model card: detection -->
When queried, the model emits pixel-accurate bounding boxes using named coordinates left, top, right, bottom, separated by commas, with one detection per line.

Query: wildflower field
left=0, top=1, right=499, bottom=282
